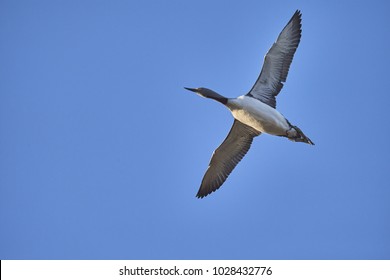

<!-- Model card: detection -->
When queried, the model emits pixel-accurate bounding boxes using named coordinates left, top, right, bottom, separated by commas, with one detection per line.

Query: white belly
left=227, top=96, right=290, bottom=136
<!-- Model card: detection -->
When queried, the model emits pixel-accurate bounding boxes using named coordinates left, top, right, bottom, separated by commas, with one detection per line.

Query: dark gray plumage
left=247, top=10, right=302, bottom=108
left=196, top=120, right=261, bottom=198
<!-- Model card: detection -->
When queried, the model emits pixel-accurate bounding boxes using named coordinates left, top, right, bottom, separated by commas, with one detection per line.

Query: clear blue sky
left=1, top=0, right=389, bottom=260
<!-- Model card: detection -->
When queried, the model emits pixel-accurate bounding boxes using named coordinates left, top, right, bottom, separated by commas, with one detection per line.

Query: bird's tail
left=288, top=125, right=314, bottom=145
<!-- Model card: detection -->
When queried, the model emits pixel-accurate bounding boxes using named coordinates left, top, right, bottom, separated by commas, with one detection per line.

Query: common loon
left=185, top=10, right=314, bottom=198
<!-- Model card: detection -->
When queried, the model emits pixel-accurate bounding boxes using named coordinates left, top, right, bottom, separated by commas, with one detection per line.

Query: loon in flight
left=185, top=10, right=314, bottom=198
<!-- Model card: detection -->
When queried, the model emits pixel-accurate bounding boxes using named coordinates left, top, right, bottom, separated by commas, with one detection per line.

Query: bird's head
left=184, top=87, right=228, bottom=104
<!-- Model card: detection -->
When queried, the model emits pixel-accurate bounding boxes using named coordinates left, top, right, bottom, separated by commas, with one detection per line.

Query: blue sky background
left=1, top=0, right=389, bottom=260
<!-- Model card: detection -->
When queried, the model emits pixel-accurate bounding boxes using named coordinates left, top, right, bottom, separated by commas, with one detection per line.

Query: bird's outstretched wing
left=247, top=10, right=302, bottom=108
left=197, top=120, right=261, bottom=198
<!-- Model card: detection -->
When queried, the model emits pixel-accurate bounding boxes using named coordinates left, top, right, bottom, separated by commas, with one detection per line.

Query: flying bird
left=185, top=10, right=314, bottom=198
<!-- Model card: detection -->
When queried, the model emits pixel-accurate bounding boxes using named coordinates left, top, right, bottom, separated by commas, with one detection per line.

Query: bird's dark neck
left=203, top=90, right=228, bottom=104
left=209, top=95, right=228, bottom=104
